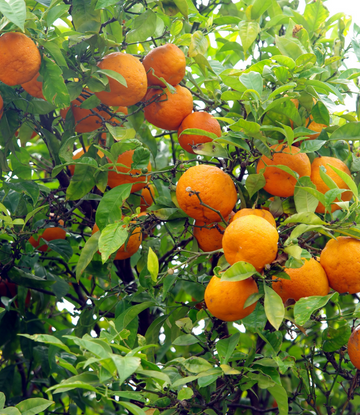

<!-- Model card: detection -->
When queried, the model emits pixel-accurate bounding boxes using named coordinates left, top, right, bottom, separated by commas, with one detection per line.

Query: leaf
left=294, top=176, right=318, bottom=213
left=221, top=262, right=259, bottom=282
left=283, top=212, right=327, bottom=226
left=251, top=0, right=272, bottom=20
left=115, top=302, right=155, bottom=332
left=328, top=164, right=358, bottom=198
left=111, top=355, right=141, bottom=385
left=216, top=333, right=240, bottom=365
left=66, top=163, right=97, bottom=200
left=0, top=0, right=26, bottom=31
left=275, top=35, right=305, bottom=60
left=19, top=334, right=71, bottom=352
left=294, top=293, right=338, bottom=326
left=239, top=72, right=263, bottom=98
left=147, top=247, right=159, bottom=282
left=15, top=398, right=54, bottom=415
left=97, top=69, right=127, bottom=88
left=193, top=141, right=228, bottom=158
left=322, top=325, right=351, bottom=353
left=98, top=222, right=129, bottom=263
left=312, top=102, right=330, bottom=126
left=72, top=0, right=101, bottom=32
left=76, top=231, right=100, bottom=281
left=0, top=392, right=4, bottom=409
left=268, top=384, right=288, bottom=415
left=178, top=387, right=194, bottom=400
left=264, top=284, right=284, bottom=331
left=40, top=57, right=70, bottom=108
left=2, top=408, right=21, bottom=415
left=173, top=334, right=199, bottom=346
left=118, top=402, right=147, bottom=415
left=188, top=30, right=208, bottom=57
left=238, top=21, right=260, bottom=55
left=126, top=10, right=157, bottom=43
left=246, top=172, right=266, bottom=199
left=46, top=240, right=73, bottom=262
left=183, top=357, right=213, bottom=373
left=303, top=0, right=329, bottom=35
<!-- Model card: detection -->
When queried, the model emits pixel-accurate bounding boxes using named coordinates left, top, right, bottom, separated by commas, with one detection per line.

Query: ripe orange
left=320, top=236, right=360, bottom=294
left=204, top=276, right=258, bottom=321
left=347, top=327, right=360, bottom=369
left=142, top=43, right=186, bottom=87
left=222, top=215, right=279, bottom=272
left=0, top=32, right=41, bottom=86
left=256, top=144, right=311, bottom=197
left=144, top=85, right=193, bottom=130
left=194, top=221, right=224, bottom=252
left=140, top=185, right=155, bottom=212
left=92, top=222, right=142, bottom=260
left=310, top=156, right=352, bottom=213
left=107, top=149, right=151, bottom=193
left=29, top=227, right=66, bottom=252
left=176, top=165, right=237, bottom=222
left=232, top=208, right=276, bottom=228
left=0, top=95, right=3, bottom=120
left=272, top=258, right=329, bottom=303
left=305, top=118, right=327, bottom=139
left=21, top=72, right=45, bottom=99
left=177, top=112, right=222, bottom=154
left=95, top=52, right=147, bottom=107
left=68, top=146, right=105, bottom=176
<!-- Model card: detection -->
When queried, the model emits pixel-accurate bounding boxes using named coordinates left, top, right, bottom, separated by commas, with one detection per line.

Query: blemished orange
left=347, top=327, right=360, bottom=369
left=310, top=156, right=352, bottom=213
left=256, top=144, right=311, bottom=197
left=177, top=112, right=222, bottom=154
left=68, top=146, right=105, bottom=176
left=107, top=149, right=151, bottom=193
left=92, top=222, right=142, bottom=261
left=272, top=258, right=329, bottom=303
left=204, top=276, right=259, bottom=322
left=232, top=208, right=276, bottom=228
left=29, top=227, right=66, bottom=252
left=144, top=85, right=193, bottom=130
left=0, top=32, right=41, bottom=86
left=21, top=72, right=45, bottom=99
left=320, top=236, right=360, bottom=294
left=222, top=215, right=279, bottom=272
left=0, top=95, right=3, bottom=120
left=95, top=52, right=147, bottom=107
left=142, top=43, right=186, bottom=87
left=140, top=185, right=155, bottom=212
left=176, top=165, right=237, bottom=222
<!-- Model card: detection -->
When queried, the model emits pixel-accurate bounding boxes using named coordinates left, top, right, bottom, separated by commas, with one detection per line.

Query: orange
left=222, top=215, right=279, bottom=272
left=347, top=327, right=360, bottom=369
left=0, top=95, right=3, bottom=120
left=232, top=208, right=276, bottom=228
left=92, top=222, right=142, bottom=261
left=177, top=112, right=222, bottom=154
left=142, top=43, right=186, bottom=87
left=204, top=276, right=258, bottom=321
left=310, top=156, right=352, bottom=213
left=144, top=85, right=193, bottom=130
left=21, top=72, right=45, bottom=99
left=68, top=146, right=105, bottom=176
left=29, top=227, right=66, bottom=252
left=140, top=185, right=155, bottom=212
left=176, top=165, right=237, bottom=222
left=272, top=258, right=329, bottom=303
left=256, top=144, right=311, bottom=197
left=95, top=52, right=147, bottom=107
left=0, top=32, right=41, bottom=86
left=320, top=236, right=360, bottom=294
left=107, top=149, right=151, bottom=193
left=305, top=118, right=327, bottom=139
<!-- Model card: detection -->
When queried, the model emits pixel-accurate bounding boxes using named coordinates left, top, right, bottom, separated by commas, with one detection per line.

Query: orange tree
left=1, top=1, right=360, bottom=415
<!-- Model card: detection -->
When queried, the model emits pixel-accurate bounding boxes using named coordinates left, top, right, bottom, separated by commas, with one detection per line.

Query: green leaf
left=19, top=334, right=71, bottom=353
left=294, top=176, right=319, bottom=213
left=111, top=355, right=141, bottom=385
left=193, top=141, right=228, bottom=158
left=66, top=163, right=97, bottom=201
left=15, top=398, right=54, bottom=415
left=311, top=101, right=330, bottom=126
left=98, top=222, right=129, bottom=263
left=178, top=387, right=194, bottom=400
left=283, top=212, right=327, bottom=226
left=327, top=164, right=357, bottom=198
left=267, top=82, right=297, bottom=100
left=0, top=0, right=26, bottom=31
left=322, top=325, right=351, bottom=353
left=275, top=35, right=305, bottom=60
left=147, top=247, right=159, bottom=282
left=294, top=293, right=338, bottom=326
left=118, top=402, right=146, bottom=415
left=173, top=334, right=199, bottom=346
left=183, top=357, right=213, bottom=373
left=40, top=57, right=70, bottom=109
left=303, top=0, right=329, bottom=35
left=76, top=231, right=100, bottom=281
left=72, top=0, right=101, bottom=32
left=216, top=333, right=240, bottom=365
left=221, top=262, right=259, bottom=282
left=264, top=284, right=284, bottom=331
left=330, top=122, right=360, bottom=141
left=268, top=384, right=288, bottom=415
left=239, top=72, right=263, bottom=98
left=126, top=10, right=157, bottom=43
left=188, top=30, right=208, bottom=57
left=115, top=302, right=155, bottom=332
left=2, top=408, right=21, bottom=415
left=238, top=21, right=260, bottom=55
left=0, top=392, right=4, bottom=409
left=251, top=0, right=272, bottom=20
left=46, top=240, right=73, bottom=262
left=97, top=69, right=127, bottom=87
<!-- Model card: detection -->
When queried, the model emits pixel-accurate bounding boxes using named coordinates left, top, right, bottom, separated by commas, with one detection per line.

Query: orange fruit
left=95, top=52, right=147, bottom=107
left=222, top=215, right=279, bottom=272
left=272, top=258, right=329, bottom=303
left=256, top=144, right=311, bottom=197
left=140, top=185, right=155, bottom=212
left=29, top=227, right=66, bottom=252
left=310, top=156, right=352, bottom=213
left=320, top=236, right=360, bottom=294
left=177, top=112, right=222, bottom=154
left=92, top=222, right=142, bottom=261
left=21, top=72, right=45, bottom=99
left=176, top=165, right=237, bottom=222
left=107, top=149, right=151, bottom=193
left=0, top=32, right=41, bottom=86
left=142, top=43, right=186, bottom=87
left=68, top=146, right=105, bottom=176
left=305, top=118, right=327, bottom=139
left=0, top=95, right=3, bottom=120
left=144, top=85, right=193, bottom=130
left=232, top=208, right=276, bottom=228
left=347, top=327, right=360, bottom=369
left=204, top=276, right=259, bottom=322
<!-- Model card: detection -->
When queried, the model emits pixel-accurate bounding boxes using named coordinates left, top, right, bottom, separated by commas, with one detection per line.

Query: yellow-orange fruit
left=310, top=156, right=352, bottom=213
left=144, top=85, right=193, bottom=130
left=232, top=208, right=276, bottom=228
left=256, top=144, right=311, bottom=197
left=0, top=32, right=41, bottom=86
left=204, top=276, right=258, bottom=321
left=95, top=52, right=147, bottom=107
left=177, top=112, right=222, bottom=154
left=305, top=118, right=327, bottom=139
left=142, top=43, right=186, bottom=87
left=140, top=185, right=155, bottom=212
left=194, top=221, right=224, bottom=252
left=21, top=72, right=45, bottom=99
left=347, top=327, right=360, bottom=369
left=29, top=227, right=66, bottom=252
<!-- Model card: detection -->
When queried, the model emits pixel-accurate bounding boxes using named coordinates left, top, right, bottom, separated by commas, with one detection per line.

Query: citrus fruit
left=140, top=185, right=155, bottom=212
left=107, top=149, right=151, bottom=193
left=92, top=221, right=142, bottom=261
left=204, top=276, right=259, bottom=322
left=310, top=156, right=352, bottom=213
left=176, top=164, right=237, bottom=222
left=232, top=208, right=276, bottom=228
left=347, top=327, right=360, bottom=369
left=256, top=144, right=311, bottom=197
left=0, top=95, right=3, bottom=120
left=142, top=43, right=186, bottom=87
left=29, top=227, right=66, bottom=252
left=0, top=32, right=41, bottom=86
left=21, top=72, right=45, bottom=99
left=222, top=215, right=279, bottom=272
left=305, top=118, right=327, bottom=139
left=68, top=146, right=105, bottom=176
left=320, top=236, right=360, bottom=294
left=177, top=112, right=222, bottom=154
left=95, top=52, right=147, bottom=107
left=144, top=85, right=193, bottom=130
left=272, top=258, right=329, bottom=303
